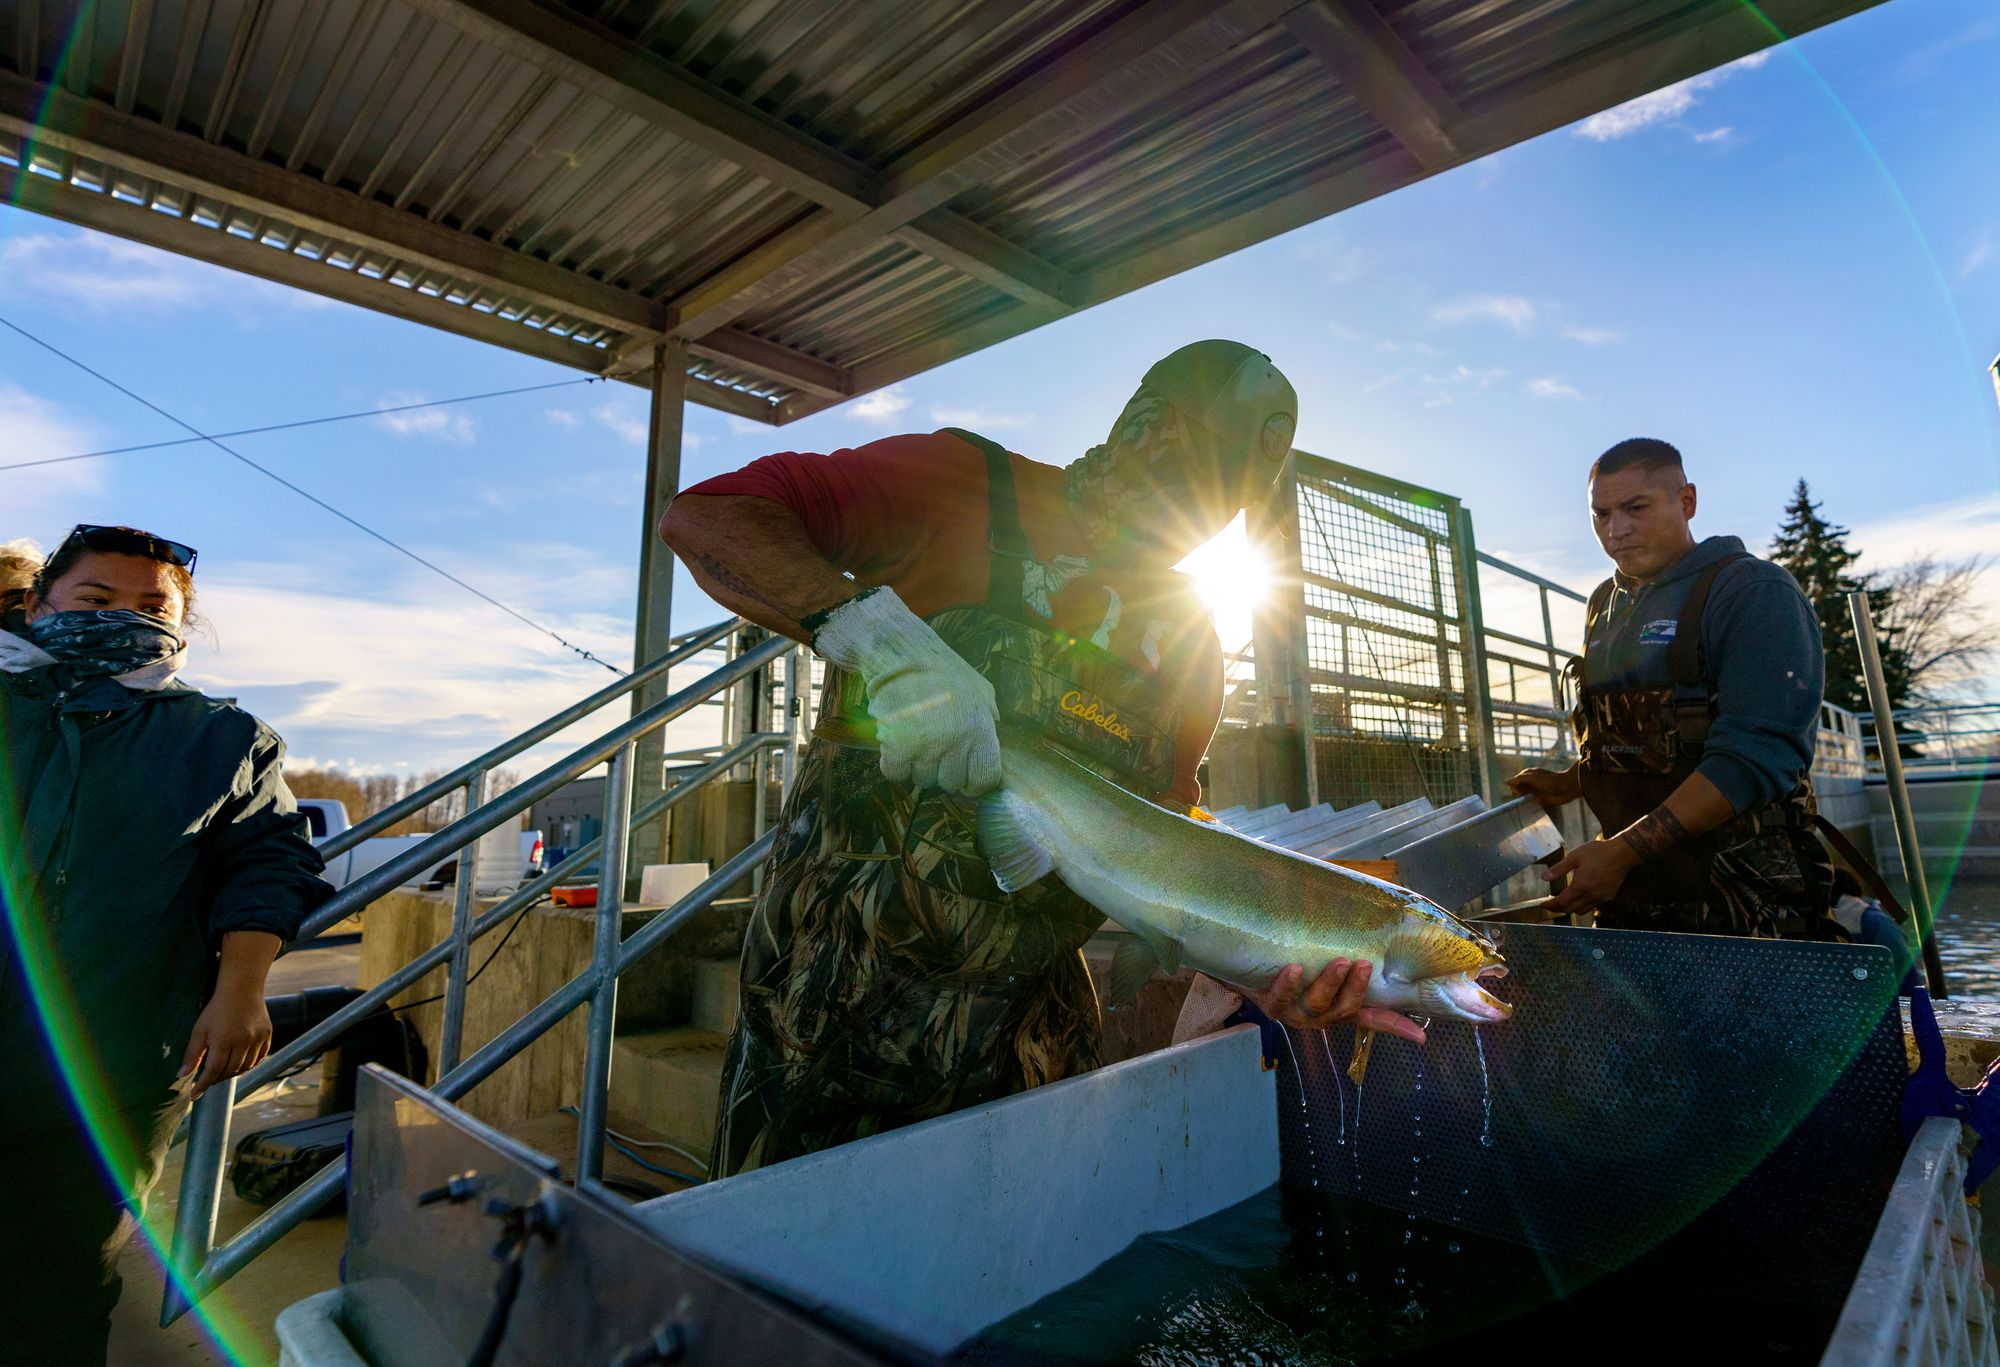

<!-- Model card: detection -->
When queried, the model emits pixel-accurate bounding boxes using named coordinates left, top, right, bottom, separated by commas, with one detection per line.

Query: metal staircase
left=161, top=617, right=808, bottom=1324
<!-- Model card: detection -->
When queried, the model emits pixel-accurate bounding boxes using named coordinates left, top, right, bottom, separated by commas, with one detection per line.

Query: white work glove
left=812, top=587, right=1003, bottom=797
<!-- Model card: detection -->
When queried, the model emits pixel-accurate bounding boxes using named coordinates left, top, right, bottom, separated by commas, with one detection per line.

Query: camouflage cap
left=1141, top=340, right=1298, bottom=496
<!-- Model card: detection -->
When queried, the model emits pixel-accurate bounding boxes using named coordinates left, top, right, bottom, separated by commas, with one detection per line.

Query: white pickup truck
left=298, top=798, right=545, bottom=897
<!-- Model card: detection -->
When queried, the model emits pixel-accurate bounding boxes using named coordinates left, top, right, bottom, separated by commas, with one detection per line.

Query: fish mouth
left=1421, top=968, right=1513, bottom=1023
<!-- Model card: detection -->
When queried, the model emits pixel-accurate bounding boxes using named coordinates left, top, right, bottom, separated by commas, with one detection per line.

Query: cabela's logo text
left=1059, top=690, right=1132, bottom=741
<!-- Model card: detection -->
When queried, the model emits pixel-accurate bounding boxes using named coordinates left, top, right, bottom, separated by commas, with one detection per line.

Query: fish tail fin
left=977, top=793, right=1055, bottom=893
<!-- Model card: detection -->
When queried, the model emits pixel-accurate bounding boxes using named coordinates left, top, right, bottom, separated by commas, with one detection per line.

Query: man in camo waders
left=662, top=341, right=1427, bottom=1176
left=1509, top=438, right=1841, bottom=938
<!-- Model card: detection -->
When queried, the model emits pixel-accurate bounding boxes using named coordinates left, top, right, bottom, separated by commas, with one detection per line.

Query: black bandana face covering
left=23, top=609, right=186, bottom=681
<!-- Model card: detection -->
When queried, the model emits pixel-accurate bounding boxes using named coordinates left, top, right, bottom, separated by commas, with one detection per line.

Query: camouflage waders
left=1571, top=553, right=1835, bottom=938
left=711, top=432, right=1201, bottom=1176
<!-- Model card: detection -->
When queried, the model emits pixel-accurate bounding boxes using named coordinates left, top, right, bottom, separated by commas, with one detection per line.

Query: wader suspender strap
left=1664, top=552, right=1752, bottom=750
left=1813, top=813, right=1914, bottom=926
left=943, top=427, right=1032, bottom=612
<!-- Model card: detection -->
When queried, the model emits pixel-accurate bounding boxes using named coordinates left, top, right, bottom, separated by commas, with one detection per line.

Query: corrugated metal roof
left=1, top=0, right=1886, bottom=425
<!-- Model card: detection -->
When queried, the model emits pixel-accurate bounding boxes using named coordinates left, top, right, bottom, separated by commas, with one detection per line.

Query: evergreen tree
left=1769, top=479, right=1912, bottom=714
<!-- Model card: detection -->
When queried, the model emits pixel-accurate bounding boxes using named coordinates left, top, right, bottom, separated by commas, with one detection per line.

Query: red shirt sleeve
left=676, top=433, right=989, bottom=601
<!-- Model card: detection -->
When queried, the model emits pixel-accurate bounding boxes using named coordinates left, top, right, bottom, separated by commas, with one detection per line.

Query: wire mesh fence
left=1261, top=454, right=1487, bottom=810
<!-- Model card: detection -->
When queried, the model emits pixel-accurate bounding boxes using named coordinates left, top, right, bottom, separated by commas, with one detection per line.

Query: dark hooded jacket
left=1, top=665, right=331, bottom=1122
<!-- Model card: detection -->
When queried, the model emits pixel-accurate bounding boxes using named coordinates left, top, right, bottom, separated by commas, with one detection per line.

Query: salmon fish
left=977, top=731, right=1511, bottom=1025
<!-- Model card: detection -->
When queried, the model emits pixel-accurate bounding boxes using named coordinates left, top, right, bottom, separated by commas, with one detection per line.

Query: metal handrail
left=318, top=618, right=738, bottom=858
left=291, top=634, right=785, bottom=943
left=161, top=622, right=799, bottom=1324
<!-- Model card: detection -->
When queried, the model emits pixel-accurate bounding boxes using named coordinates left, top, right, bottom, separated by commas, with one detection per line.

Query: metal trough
left=277, top=928, right=1996, bottom=1365
left=281, top=1029, right=1276, bottom=1365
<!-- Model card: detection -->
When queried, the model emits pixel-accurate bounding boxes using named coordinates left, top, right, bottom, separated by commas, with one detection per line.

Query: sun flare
left=1175, top=511, right=1270, bottom=652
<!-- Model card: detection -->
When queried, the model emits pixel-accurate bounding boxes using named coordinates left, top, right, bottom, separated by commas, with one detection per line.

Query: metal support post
left=1451, top=504, right=1499, bottom=803
left=1538, top=586, right=1564, bottom=732
left=160, top=1079, right=236, bottom=1325
left=1849, top=589, right=1948, bottom=997
left=438, top=768, right=484, bottom=1073
left=578, top=744, right=635, bottom=1184
left=632, top=338, right=690, bottom=880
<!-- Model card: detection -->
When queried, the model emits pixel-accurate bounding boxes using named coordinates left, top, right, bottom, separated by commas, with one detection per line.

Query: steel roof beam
left=407, top=0, right=1085, bottom=333
left=1283, top=0, right=1460, bottom=171
left=403, top=0, right=878, bottom=213
left=0, top=160, right=786, bottom=426
left=688, top=329, right=851, bottom=401
left=668, top=0, right=1304, bottom=338
left=1, top=70, right=841, bottom=410
left=799, top=0, right=1886, bottom=427
left=0, top=72, right=665, bottom=336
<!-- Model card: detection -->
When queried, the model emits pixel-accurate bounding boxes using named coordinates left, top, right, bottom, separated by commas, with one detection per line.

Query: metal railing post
left=160, top=1080, right=235, bottom=1326
left=438, top=769, right=484, bottom=1073
left=158, top=630, right=800, bottom=1323
left=576, top=745, right=634, bottom=1184
left=1850, top=590, right=1947, bottom=997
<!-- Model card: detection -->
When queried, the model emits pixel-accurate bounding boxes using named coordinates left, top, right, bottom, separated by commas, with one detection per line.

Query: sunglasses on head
left=60, top=524, right=199, bottom=572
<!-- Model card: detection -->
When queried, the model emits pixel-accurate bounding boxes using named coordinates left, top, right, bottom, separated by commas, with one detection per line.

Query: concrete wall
left=356, top=889, right=749, bottom=1126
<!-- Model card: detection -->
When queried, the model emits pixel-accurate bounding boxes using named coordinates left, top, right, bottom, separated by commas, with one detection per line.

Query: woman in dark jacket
left=0, top=524, right=332, bottom=1366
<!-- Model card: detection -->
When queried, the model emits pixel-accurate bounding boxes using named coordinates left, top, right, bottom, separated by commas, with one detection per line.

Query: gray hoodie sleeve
left=1695, top=559, right=1824, bottom=813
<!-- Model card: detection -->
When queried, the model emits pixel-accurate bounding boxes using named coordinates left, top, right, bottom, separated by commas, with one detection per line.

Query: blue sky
left=3, top=0, right=1996, bottom=777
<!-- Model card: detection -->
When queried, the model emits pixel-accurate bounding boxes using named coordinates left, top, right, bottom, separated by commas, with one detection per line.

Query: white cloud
left=1693, top=127, right=1735, bottom=144
left=1561, top=326, right=1624, bottom=346
left=726, top=416, right=770, bottom=436
left=1327, top=321, right=1365, bottom=342
left=1961, top=226, right=1996, bottom=282
left=1526, top=377, right=1583, bottom=401
left=1431, top=294, right=1535, bottom=333
left=545, top=408, right=582, bottom=430
left=1378, top=338, right=1446, bottom=357
left=374, top=393, right=475, bottom=445
left=1416, top=364, right=1506, bottom=408
left=1851, top=494, right=2000, bottom=573
left=181, top=551, right=731, bottom=774
left=1893, top=16, right=2000, bottom=82
left=593, top=401, right=648, bottom=445
left=1425, top=364, right=1506, bottom=388
left=1849, top=496, right=2000, bottom=692
left=0, top=384, right=107, bottom=518
left=1361, top=370, right=1412, bottom=395
left=846, top=386, right=912, bottom=421
left=930, top=407, right=1034, bottom=431
left=0, top=228, right=332, bottom=318
left=1574, top=51, right=1770, bottom=142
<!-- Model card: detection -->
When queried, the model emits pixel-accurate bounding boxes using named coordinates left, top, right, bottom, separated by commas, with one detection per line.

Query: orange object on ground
left=551, top=886, right=598, bottom=908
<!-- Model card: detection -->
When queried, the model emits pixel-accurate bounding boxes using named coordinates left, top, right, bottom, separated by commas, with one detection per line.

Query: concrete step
left=692, top=958, right=740, bottom=1036
left=609, top=1026, right=729, bottom=1161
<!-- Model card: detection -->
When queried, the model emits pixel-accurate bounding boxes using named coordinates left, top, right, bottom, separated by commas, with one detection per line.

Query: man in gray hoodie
left=1508, top=438, right=1837, bottom=938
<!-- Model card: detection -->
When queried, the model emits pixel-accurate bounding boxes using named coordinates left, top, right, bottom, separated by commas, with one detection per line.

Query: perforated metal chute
left=1275, top=924, right=1908, bottom=1304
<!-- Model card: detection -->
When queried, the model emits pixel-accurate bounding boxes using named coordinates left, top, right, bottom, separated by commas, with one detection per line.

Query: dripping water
left=1276, top=1025, right=1322, bottom=1190
left=1317, top=1029, right=1347, bottom=1147
left=1475, top=1026, right=1495, bottom=1149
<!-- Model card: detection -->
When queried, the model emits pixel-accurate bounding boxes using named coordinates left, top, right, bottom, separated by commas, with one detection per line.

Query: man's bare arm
left=659, top=494, right=858, bottom=641
left=1545, top=770, right=1738, bottom=913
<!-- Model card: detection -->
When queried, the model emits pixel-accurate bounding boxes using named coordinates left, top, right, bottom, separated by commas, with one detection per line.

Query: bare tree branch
left=1880, top=553, right=1998, bottom=702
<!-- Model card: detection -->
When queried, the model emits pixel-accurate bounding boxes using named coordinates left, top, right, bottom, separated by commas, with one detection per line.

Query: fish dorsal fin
left=977, top=793, right=1054, bottom=893
left=1108, top=937, right=1160, bottom=1004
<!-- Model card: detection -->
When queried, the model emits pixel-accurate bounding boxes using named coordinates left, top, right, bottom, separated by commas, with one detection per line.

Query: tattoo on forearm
left=1619, top=804, right=1691, bottom=862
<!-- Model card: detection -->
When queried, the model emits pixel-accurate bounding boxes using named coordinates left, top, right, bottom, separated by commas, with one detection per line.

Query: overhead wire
left=0, top=315, right=623, bottom=674
left=0, top=377, right=601, bottom=473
